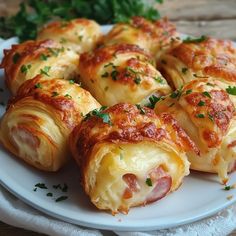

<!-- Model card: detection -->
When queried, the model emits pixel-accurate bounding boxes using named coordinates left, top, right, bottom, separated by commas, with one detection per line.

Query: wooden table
left=0, top=0, right=236, bottom=235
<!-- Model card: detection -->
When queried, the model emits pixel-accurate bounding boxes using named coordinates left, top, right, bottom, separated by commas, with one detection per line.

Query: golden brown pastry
left=0, top=76, right=100, bottom=171
left=37, top=18, right=102, bottom=53
left=157, top=37, right=236, bottom=105
left=79, top=44, right=171, bottom=106
left=154, top=79, right=236, bottom=183
left=100, top=16, right=181, bottom=58
left=70, top=103, right=199, bottom=214
left=0, top=39, right=80, bottom=95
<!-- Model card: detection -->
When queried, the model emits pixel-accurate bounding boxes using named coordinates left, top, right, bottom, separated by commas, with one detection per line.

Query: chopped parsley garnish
left=60, top=37, right=67, bottom=44
left=78, top=35, right=83, bottom=41
left=62, top=183, right=68, bottom=192
left=183, top=35, right=207, bottom=43
left=20, top=64, right=31, bottom=74
left=226, top=86, right=236, bottom=96
left=40, top=66, right=51, bottom=77
left=53, top=184, right=61, bottom=189
left=208, top=113, right=214, bottom=122
left=52, top=91, right=59, bottom=97
left=136, top=104, right=146, bottom=114
left=55, top=196, right=68, bottom=202
left=40, top=53, right=48, bottom=61
left=48, top=47, right=63, bottom=57
left=154, top=76, right=164, bottom=84
left=104, top=62, right=115, bottom=68
left=224, top=185, right=233, bottom=191
left=101, top=72, right=109, bottom=78
left=111, top=70, right=119, bottom=81
left=206, top=82, right=215, bottom=87
left=46, top=192, right=53, bottom=197
left=197, top=100, right=205, bottom=106
left=64, top=94, right=72, bottom=99
left=170, top=87, right=183, bottom=99
left=85, top=106, right=112, bottom=125
left=34, top=83, right=42, bottom=89
left=119, top=153, right=124, bottom=160
left=195, top=113, right=205, bottom=118
left=13, top=52, right=20, bottom=64
left=186, top=89, right=192, bottom=95
left=69, top=79, right=75, bottom=84
left=146, top=178, right=153, bottom=187
left=0, top=0, right=162, bottom=42
left=146, top=95, right=162, bottom=109
left=181, top=67, right=188, bottom=74
left=134, top=77, right=141, bottom=84
left=35, top=183, right=47, bottom=189
left=202, top=91, right=211, bottom=98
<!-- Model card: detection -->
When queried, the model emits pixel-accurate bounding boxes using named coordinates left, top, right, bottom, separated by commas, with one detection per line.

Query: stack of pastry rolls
left=1, top=16, right=235, bottom=215
left=0, top=19, right=102, bottom=171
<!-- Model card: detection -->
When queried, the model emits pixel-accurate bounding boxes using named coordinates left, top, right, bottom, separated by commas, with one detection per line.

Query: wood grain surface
left=0, top=0, right=236, bottom=235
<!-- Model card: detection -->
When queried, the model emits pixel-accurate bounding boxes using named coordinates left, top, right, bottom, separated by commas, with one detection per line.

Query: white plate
left=0, top=28, right=236, bottom=232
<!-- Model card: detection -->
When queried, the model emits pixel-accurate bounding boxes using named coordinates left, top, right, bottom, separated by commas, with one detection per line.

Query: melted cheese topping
left=37, top=19, right=101, bottom=53
left=84, top=141, right=189, bottom=213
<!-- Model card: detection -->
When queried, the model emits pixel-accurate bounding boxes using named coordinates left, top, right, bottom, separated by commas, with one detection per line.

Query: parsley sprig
left=0, top=0, right=163, bottom=42
left=85, top=106, right=112, bottom=125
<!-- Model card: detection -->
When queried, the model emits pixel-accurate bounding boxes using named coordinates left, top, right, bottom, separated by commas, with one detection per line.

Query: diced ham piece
left=122, top=173, right=140, bottom=199
left=146, top=166, right=172, bottom=203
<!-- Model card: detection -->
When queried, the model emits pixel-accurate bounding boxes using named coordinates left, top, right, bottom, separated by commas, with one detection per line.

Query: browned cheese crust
left=101, top=16, right=181, bottom=58
left=0, top=40, right=80, bottom=95
left=0, top=77, right=100, bottom=171
left=79, top=43, right=171, bottom=106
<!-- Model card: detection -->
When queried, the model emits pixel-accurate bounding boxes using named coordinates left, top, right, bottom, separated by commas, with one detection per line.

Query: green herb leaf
left=135, top=104, right=146, bottom=114
left=197, top=100, right=205, bottom=106
left=146, top=178, right=152, bottom=187
left=20, top=64, right=31, bottom=74
left=134, top=77, right=141, bottom=84
left=202, top=91, right=211, bottom=98
left=101, top=72, right=109, bottom=78
left=181, top=67, right=188, bottom=74
left=40, top=53, right=48, bottom=61
left=183, top=35, right=207, bottom=43
left=226, top=86, right=236, bottom=96
left=34, top=83, right=42, bottom=89
left=195, top=113, right=205, bottom=118
left=64, top=94, right=72, bottom=99
left=13, top=52, right=20, bottom=64
left=186, top=89, right=192, bottom=95
left=52, top=91, right=59, bottom=97
left=40, top=66, right=51, bottom=77
left=85, top=107, right=112, bottom=125
left=224, top=185, right=233, bottom=191
left=35, top=183, right=47, bottom=189
left=146, top=95, right=162, bottom=109
left=46, top=192, right=53, bottom=197
left=55, top=196, right=68, bottom=202
left=69, top=79, right=75, bottom=84
left=154, top=76, right=164, bottom=84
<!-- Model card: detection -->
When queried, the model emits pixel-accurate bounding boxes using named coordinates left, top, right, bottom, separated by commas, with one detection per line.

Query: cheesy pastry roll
left=101, top=16, right=180, bottom=58
left=0, top=77, right=100, bottom=171
left=0, top=39, right=79, bottom=95
left=157, top=37, right=236, bottom=105
left=154, top=79, right=236, bottom=183
left=79, top=44, right=171, bottom=106
left=37, top=18, right=101, bottom=53
left=70, top=103, right=198, bottom=214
